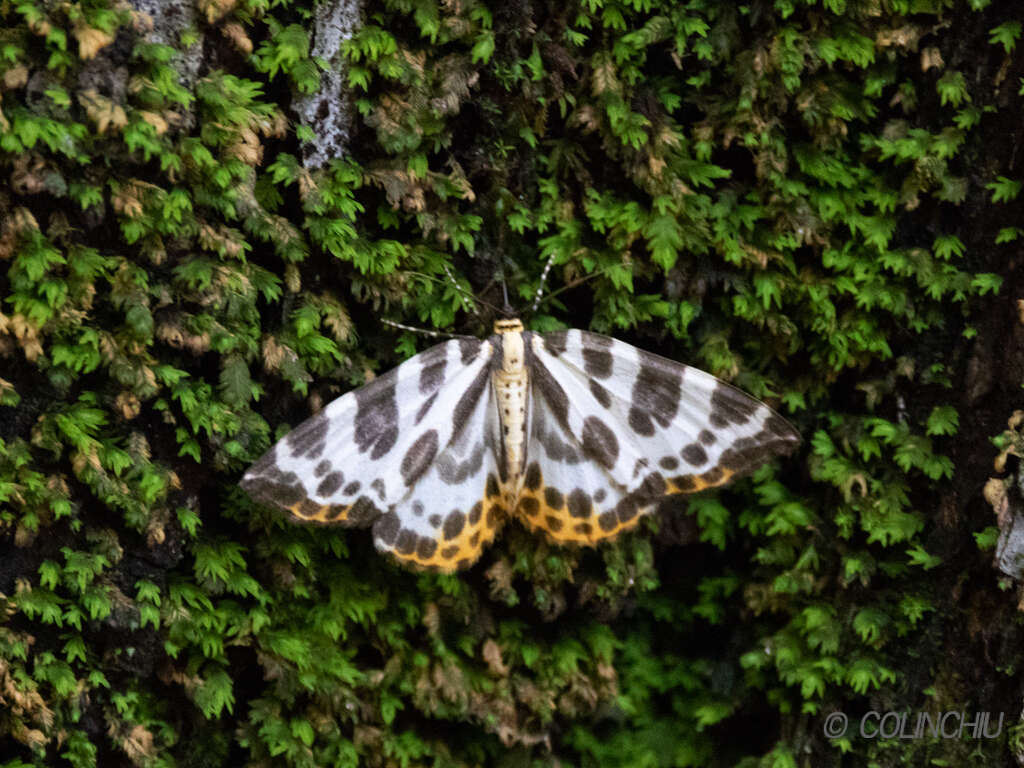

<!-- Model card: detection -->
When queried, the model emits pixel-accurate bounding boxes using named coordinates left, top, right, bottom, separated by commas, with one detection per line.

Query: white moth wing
left=370, top=357, right=507, bottom=571
left=241, top=337, right=494, bottom=534
left=514, top=383, right=632, bottom=544
left=518, top=329, right=799, bottom=542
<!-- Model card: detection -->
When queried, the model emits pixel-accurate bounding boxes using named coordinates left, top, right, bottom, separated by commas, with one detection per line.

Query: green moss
left=0, top=0, right=1021, bottom=765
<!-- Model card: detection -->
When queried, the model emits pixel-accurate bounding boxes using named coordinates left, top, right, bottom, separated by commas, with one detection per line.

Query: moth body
left=492, top=319, right=529, bottom=507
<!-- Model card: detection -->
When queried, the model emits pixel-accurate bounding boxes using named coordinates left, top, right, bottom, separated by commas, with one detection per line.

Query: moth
left=241, top=318, right=800, bottom=572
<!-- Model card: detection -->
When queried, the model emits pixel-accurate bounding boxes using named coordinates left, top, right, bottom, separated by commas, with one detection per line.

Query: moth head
left=493, top=318, right=524, bottom=335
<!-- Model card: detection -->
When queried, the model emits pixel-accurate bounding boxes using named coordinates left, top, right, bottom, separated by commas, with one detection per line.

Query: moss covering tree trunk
left=2, top=0, right=1024, bottom=765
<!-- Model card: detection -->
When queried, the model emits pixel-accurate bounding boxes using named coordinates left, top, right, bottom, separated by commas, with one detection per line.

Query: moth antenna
left=404, top=270, right=504, bottom=317
left=529, top=252, right=558, bottom=314
left=381, top=318, right=462, bottom=339
left=529, top=262, right=613, bottom=316
left=442, top=264, right=480, bottom=320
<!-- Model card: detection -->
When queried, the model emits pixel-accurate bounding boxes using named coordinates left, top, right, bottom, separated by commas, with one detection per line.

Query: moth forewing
left=241, top=336, right=490, bottom=524
left=511, top=329, right=799, bottom=546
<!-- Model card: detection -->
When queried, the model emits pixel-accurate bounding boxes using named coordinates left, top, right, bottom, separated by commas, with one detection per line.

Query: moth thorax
left=494, top=318, right=525, bottom=375
left=498, top=330, right=524, bottom=375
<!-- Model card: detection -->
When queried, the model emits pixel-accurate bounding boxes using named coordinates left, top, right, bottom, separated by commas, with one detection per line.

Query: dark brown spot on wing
left=525, top=462, right=542, bottom=491
left=709, top=382, right=759, bottom=429
left=295, top=498, right=322, bottom=518
left=544, top=487, right=564, bottom=509
left=532, top=353, right=570, bottom=429
left=395, top=529, right=416, bottom=555
left=417, top=538, right=438, bottom=559
left=443, top=511, right=466, bottom=540
left=543, top=331, right=568, bottom=356
left=637, top=472, right=667, bottom=500
left=451, top=366, right=490, bottom=439
left=458, top=338, right=481, bottom=365
left=374, top=512, right=401, bottom=545
left=437, top=442, right=485, bottom=484
left=323, top=503, right=349, bottom=521
left=287, top=410, right=330, bottom=459
left=582, top=335, right=613, bottom=378
left=628, top=352, right=682, bottom=437
left=246, top=448, right=278, bottom=476
left=533, top=408, right=582, bottom=463
left=401, top=430, right=439, bottom=486
left=485, top=474, right=500, bottom=498
left=581, top=416, right=619, bottom=469
left=702, top=466, right=724, bottom=484
left=316, top=471, right=344, bottom=497
left=718, top=420, right=799, bottom=473
left=354, top=368, right=400, bottom=460
left=518, top=497, right=539, bottom=516
left=589, top=379, right=612, bottom=408
left=567, top=489, right=591, bottom=518
left=615, top=496, right=639, bottom=524
left=670, top=474, right=698, bottom=492
left=418, top=344, right=448, bottom=393
left=240, top=472, right=306, bottom=510
left=415, top=392, right=438, bottom=425
left=344, top=496, right=378, bottom=525
left=681, top=443, right=708, bottom=466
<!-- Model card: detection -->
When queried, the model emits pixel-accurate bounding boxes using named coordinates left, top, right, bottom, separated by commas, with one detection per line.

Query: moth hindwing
left=241, top=320, right=800, bottom=572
